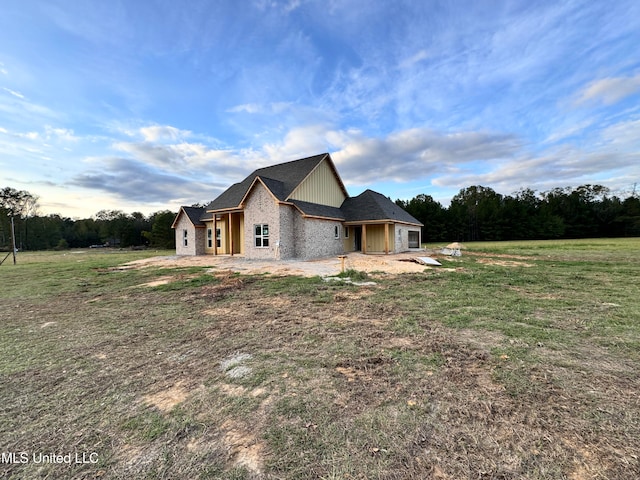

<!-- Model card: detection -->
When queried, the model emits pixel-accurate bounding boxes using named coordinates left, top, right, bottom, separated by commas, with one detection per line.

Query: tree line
left=396, top=184, right=640, bottom=242
left=1, top=187, right=176, bottom=251
left=2, top=184, right=639, bottom=252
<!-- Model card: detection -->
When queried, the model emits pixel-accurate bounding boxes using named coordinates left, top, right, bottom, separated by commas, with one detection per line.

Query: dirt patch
left=466, top=251, right=533, bottom=261
left=137, top=275, right=175, bottom=287
left=142, top=381, right=192, bottom=413
left=222, top=421, right=265, bottom=475
left=219, top=384, right=247, bottom=396
left=476, top=257, right=534, bottom=267
left=124, top=251, right=446, bottom=277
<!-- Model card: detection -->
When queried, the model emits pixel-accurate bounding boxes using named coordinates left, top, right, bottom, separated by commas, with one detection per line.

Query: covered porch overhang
left=343, top=220, right=394, bottom=254
left=205, top=209, right=244, bottom=256
left=343, top=220, right=422, bottom=254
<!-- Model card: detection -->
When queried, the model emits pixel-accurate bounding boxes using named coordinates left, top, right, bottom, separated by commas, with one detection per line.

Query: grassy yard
left=1, top=240, right=639, bottom=479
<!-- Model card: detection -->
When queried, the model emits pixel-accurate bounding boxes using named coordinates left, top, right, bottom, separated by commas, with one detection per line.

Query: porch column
left=384, top=223, right=389, bottom=254
left=213, top=216, right=217, bottom=255
left=362, top=224, right=367, bottom=254
left=228, top=212, right=233, bottom=256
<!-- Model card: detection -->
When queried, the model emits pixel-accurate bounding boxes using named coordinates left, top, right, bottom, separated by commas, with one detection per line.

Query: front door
left=354, top=226, right=362, bottom=251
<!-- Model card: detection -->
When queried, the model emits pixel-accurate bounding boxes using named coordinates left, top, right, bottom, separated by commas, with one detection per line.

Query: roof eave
left=343, top=219, right=423, bottom=226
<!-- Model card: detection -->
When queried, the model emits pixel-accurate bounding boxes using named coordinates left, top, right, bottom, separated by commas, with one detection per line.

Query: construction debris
left=414, top=256, right=442, bottom=266
left=441, top=242, right=464, bottom=256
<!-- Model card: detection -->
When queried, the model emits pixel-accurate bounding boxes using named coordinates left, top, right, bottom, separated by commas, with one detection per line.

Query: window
left=216, top=228, right=221, bottom=248
left=207, top=228, right=212, bottom=248
left=183, top=229, right=188, bottom=247
left=254, top=224, right=269, bottom=247
left=334, top=225, right=340, bottom=239
left=408, top=231, right=420, bottom=248
left=344, top=226, right=349, bottom=238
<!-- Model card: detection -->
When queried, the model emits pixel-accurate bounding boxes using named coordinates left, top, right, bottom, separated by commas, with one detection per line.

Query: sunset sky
left=1, top=0, right=639, bottom=218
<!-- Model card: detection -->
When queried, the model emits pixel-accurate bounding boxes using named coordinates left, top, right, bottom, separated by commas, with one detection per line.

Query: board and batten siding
left=364, top=224, right=394, bottom=253
left=288, top=158, right=346, bottom=208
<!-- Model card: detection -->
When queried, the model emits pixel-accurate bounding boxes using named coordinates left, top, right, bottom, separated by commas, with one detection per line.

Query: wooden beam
left=362, top=224, right=367, bottom=254
left=213, top=216, right=217, bottom=255
left=228, top=212, right=233, bottom=256
left=384, top=223, right=389, bottom=254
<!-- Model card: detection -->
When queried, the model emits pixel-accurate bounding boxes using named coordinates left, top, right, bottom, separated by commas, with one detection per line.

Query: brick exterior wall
left=394, top=225, right=422, bottom=252
left=243, top=181, right=346, bottom=260
left=243, top=182, right=282, bottom=260
left=278, top=203, right=296, bottom=259
left=293, top=211, right=345, bottom=260
left=395, top=224, right=404, bottom=252
left=174, top=213, right=205, bottom=255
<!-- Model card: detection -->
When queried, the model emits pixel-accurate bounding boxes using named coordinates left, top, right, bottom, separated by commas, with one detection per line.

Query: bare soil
left=125, top=251, right=457, bottom=277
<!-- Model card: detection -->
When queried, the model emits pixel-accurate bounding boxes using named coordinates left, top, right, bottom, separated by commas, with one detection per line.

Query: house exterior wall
left=364, top=224, right=388, bottom=253
left=288, top=158, right=346, bottom=208
left=205, top=217, right=227, bottom=254
left=243, top=182, right=282, bottom=260
left=342, top=226, right=355, bottom=252
left=229, top=213, right=244, bottom=255
left=174, top=214, right=205, bottom=256
left=204, top=222, right=214, bottom=254
left=278, top=204, right=296, bottom=259
left=394, top=225, right=422, bottom=252
left=293, top=212, right=344, bottom=260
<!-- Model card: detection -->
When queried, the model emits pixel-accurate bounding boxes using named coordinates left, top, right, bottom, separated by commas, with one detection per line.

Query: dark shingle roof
left=181, top=206, right=206, bottom=226
left=290, top=199, right=345, bottom=220
left=341, top=189, right=422, bottom=225
left=199, top=153, right=420, bottom=226
left=205, top=153, right=328, bottom=211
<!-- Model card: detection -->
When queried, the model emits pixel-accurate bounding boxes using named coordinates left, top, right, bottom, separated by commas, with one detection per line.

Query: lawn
left=1, top=240, right=639, bottom=479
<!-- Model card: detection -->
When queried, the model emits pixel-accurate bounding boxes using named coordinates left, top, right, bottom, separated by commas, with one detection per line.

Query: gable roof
left=178, top=153, right=421, bottom=227
left=290, top=199, right=345, bottom=221
left=205, top=153, right=338, bottom=212
left=341, top=189, right=422, bottom=226
left=171, top=206, right=206, bottom=228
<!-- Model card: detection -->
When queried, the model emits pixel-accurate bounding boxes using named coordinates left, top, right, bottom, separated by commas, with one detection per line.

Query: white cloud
left=575, top=75, right=640, bottom=106
left=398, top=49, right=431, bottom=69
left=227, top=103, right=262, bottom=114
left=262, top=124, right=332, bottom=161
left=331, top=127, right=521, bottom=184
left=44, top=125, right=78, bottom=142
left=544, top=119, right=594, bottom=144
left=2, top=87, right=24, bottom=99
left=600, top=118, right=640, bottom=149
left=110, top=137, right=250, bottom=184
left=139, top=125, right=191, bottom=142
left=227, top=102, right=292, bottom=114
left=18, top=131, right=40, bottom=140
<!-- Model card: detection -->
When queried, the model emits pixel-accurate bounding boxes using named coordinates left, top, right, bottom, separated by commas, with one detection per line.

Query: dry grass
left=1, top=241, right=639, bottom=479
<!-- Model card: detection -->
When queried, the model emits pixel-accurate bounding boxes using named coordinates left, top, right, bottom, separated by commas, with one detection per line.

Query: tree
left=145, top=210, right=176, bottom=248
left=450, top=186, right=504, bottom=241
left=396, top=194, right=449, bottom=242
left=0, top=187, right=39, bottom=263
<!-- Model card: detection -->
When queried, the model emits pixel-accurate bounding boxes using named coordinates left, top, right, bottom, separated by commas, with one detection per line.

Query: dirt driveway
left=126, top=251, right=452, bottom=276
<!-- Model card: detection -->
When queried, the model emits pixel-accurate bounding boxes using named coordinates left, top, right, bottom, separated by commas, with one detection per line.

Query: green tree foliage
left=3, top=182, right=640, bottom=251
left=396, top=194, right=449, bottom=242
left=1, top=188, right=179, bottom=251
left=145, top=210, right=176, bottom=249
left=0, top=187, right=39, bottom=250
left=399, top=184, right=639, bottom=242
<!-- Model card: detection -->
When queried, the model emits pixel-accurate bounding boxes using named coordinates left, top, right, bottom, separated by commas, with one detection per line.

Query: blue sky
left=1, top=0, right=639, bottom=218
